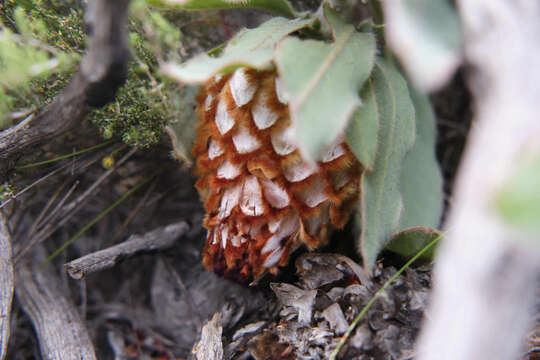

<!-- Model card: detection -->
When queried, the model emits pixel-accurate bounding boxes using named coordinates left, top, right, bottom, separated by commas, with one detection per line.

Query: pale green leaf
left=495, top=156, right=540, bottom=231
left=397, top=86, right=443, bottom=230
left=146, top=0, right=296, bottom=18
left=345, top=77, right=379, bottom=170
left=384, top=86, right=443, bottom=258
left=383, top=0, right=462, bottom=91
left=165, top=85, right=198, bottom=166
left=386, top=227, right=440, bottom=260
left=356, top=59, right=416, bottom=272
left=162, top=17, right=313, bottom=84
left=274, top=5, right=375, bottom=161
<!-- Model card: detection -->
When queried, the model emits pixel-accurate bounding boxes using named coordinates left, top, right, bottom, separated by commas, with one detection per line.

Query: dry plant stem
left=15, top=245, right=97, bottom=360
left=65, top=221, right=189, bottom=279
left=14, top=146, right=135, bottom=262
left=417, top=1, right=540, bottom=360
left=110, top=180, right=156, bottom=244
left=0, top=0, right=131, bottom=180
left=0, top=213, right=13, bottom=360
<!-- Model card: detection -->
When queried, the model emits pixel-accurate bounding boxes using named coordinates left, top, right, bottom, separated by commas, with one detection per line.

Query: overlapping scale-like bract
left=193, top=68, right=362, bottom=283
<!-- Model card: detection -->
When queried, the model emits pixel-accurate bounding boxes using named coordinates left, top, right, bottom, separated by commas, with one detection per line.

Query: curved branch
left=0, top=0, right=131, bottom=180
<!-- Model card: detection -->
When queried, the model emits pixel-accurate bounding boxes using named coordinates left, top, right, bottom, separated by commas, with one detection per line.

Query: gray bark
left=65, top=221, right=189, bottom=279
left=15, top=245, right=97, bottom=360
left=417, top=1, right=540, bottom=360
left=0, top=214, right=13, bottom=360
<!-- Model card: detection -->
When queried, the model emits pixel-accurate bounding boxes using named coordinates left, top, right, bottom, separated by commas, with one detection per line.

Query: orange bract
left=193, top=68, right=361, bottom=283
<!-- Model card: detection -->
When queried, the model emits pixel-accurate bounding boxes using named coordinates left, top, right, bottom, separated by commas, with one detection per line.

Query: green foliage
left=162, top=16, right=314, bottom=84
left=274, top=5, right=375, bottom=161
left=1, top=0, right=448, bottom=268
left=383, top=85, right=444, bottom=258
left=161, top=2, right=446, bottom=269
left=1, top=0, right=187, bottom=149
left=495, top=156, right=540, bottom=232
left=165, top=85, right=198, bottom=165
left=89, top=0, right=189, bottom=148
left=0, top=1, right=82, bottom=128
left=0, top=180, right=16, bottom=202
left=386, top=227, right=440, bottom=260
left=397, top=86, right=443, bottom=230
left=354, top=59, right=416, bottom=271
left=145, top=0, right=297, bottom=18
left=90, top=72, right=168, bottom=148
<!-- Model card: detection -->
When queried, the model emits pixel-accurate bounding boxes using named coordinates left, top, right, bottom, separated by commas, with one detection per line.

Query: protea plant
left=193, top=68, right=362, bottom=283
left=164, top=7, right=443, bottom=284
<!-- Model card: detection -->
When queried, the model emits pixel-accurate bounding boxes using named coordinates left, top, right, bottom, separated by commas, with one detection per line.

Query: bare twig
left=15, top=244, right=97, bottom=360
left=14, top=146, right=135, bottom=262
left=0, top=213, right=13, bottom=360
left=0, top=0, right=131, bottom=180
left=417, top=1, right=540, bottom=360
left=65, top=221, right=189, bottom=279
left=109, top=180, right=157, bottom=244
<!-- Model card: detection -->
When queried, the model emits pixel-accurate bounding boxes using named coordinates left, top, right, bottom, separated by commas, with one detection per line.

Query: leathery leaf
left=355, top=59, right=416, bottom=272
left=345, top=75, right=380, bottom=170
left=161, top=17, right=313, bottom=84
left=146, top=0, right=297, bottom=19
left=274, top=5, right=375, bottom=161
left=165, top=85, right=198, bottom=166
left=385, top=85, right=444, bottom=258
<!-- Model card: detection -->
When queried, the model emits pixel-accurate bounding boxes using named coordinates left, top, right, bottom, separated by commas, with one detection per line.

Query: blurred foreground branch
left=417, top=1, right=540, bottom=359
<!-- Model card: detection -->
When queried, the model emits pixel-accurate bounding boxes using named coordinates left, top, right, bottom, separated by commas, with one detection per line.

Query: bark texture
left=417, top=1, right=540, bottom=359
left=65, top=221, right=189, bottom=279
left=15, top=245, right=97, bottom=360
left=0, top=214, right=13, bottom=360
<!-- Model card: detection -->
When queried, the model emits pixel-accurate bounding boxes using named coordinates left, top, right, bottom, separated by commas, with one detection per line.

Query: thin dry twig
left=0, top=212, right=13, bottom=360
left=110, top=180, right=157, bottom=244
left=65, top=221, right=189, bottom=279
left=14, top=146, right=136, bottom=262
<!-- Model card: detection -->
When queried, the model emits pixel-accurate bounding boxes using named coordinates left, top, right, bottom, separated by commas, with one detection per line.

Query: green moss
left=89, top=67, right=167, bottom=148
left=0, top=0, right=82, bottom=128
left=1, top=0, right=194, bottom=150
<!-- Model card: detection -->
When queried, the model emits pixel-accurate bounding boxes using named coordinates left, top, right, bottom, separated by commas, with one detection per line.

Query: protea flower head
left=193, top=67, right=362, bottom=283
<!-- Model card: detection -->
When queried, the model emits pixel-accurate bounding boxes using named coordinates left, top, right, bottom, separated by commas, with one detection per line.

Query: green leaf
left=274, top=5, right=376, bottom=161
left=161, top=17, right=313, bottom=84
left=386, top=227, right=440, bottom=260
left=383, top=0, right=462, bottom=91
left=495, top=156, right=540, bottom=231
left=345, top=77, right=380, bottom=170
left=355, top=59, right=416, bottom=272
left=165, top=85, right=199, bottom=166
left=384, top=86, right=443, bottom=258
left=146, top=0, right=297, bottom=18
left=398, top=86, right=443, bottom=230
